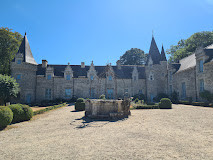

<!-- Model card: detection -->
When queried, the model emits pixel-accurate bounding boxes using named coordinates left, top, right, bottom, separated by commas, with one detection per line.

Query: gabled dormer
left=46, top=66, right=54, bottom=80
left=132, top=66, right=138, bottom=81
left=14, top=32, right=37, bottom=65
left=87, top=61, right=97, bottom=81
left=105, top=63, right=114, bottom=81
left=64, top=63, right=73, bottom=80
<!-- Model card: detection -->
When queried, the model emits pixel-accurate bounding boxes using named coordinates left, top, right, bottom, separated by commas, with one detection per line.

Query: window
left=90, top=88, right=95, bottom=98
left=139, top=89, right=142, bottom=94
left=45, top=89, right=51, bottom=100
left=16, top=74, right=21, bottom=80
left=107, top=89, right=114, bottom=99
left=134, top=76, right=136, bottom=81
left=47, top=74, right=51, bottom=80
left=109, top=76, right=112, bottom=81
left=181, top=82, right=186, bottom=99
left=200, top=79, right=204, bottom=92
left=65, top=89, right=71, bottom=98
left=66, top=75, right=71, bottom=80
left=90, top=75, right=94, bottom=80
left=17, top=60, right=22, bottom=64
left=199, top=60, right=203, bottom=72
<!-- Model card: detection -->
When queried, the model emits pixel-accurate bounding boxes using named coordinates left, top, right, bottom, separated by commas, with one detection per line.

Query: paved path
left=0, top=104, right=213, bottom=160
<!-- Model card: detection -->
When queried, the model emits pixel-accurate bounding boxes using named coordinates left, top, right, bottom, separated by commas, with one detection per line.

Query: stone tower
left=145, top=36, right=167, bottom=102
left=11, top=33, right=38, bottom=103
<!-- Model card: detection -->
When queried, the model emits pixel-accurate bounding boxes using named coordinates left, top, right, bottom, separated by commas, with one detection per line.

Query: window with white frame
left=45, top=89, right=52, bottom=100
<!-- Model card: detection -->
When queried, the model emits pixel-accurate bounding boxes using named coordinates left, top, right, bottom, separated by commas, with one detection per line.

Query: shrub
left=146, top=102, right=155, bottom=105
left=170, top=91, right=179, bottom=104
left=153, top=93, right=169, bottom=102
left=75, top=98, right=85, bottom=111
left=0, top=107, right=13, bottom=129
left=9, top=104, right=24, bottom=123
left=99, top=94, right=105, bottom=99
left=22, top=105, right=33, bottom=121
left=192, top=102, right=210, bottom=107
left=135, top=98, right=139, bottom=103
left=200, top=90, right=213, bottom=103
left=133, top=94, right=146, bottom=101
left=159, top=98, right=172, bottom=109
left=135, top=105, right=159, bottom=109
left=179, top=101, right=191, bottom=105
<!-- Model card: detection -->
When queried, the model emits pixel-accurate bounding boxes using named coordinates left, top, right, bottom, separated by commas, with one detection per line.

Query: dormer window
left=47, top=74, right=51, bottom=80
left=90, top=75, right=94, bottom=80
left=17, top=60, right=22, bottom=64
left=109, top=76, right=112, bottom=81
left=66, top=75, right=71, bottom=80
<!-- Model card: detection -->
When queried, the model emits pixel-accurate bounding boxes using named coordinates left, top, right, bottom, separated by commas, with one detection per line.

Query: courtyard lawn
left=0, top=104, right=213, bottom=159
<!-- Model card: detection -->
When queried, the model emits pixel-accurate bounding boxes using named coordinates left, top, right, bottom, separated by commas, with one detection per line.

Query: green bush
left=22, top=105, right=33, bottom=121
left=99, top=94, right=105, bottom=99
left=192, top=102, right=210, bottom=107
left=200, top=90, right=213, bottom=103
left=9, top=104, right=24, bottom=123
left=135, top=98, right=139, bottom=103
left=179, top=101, right=191, bottom=105
left=0, top=107, right=13, bottom=129
left=135, top=105, right=159, bottom=109
left=153, top=93, right=169, bottom=102
left=133, top=94, right=146, bottom=101
left=170, top=91, right=179, bottom=104
left=75, top=98, right=85, bottom=111
left=159, top=98, right=172, bottom=109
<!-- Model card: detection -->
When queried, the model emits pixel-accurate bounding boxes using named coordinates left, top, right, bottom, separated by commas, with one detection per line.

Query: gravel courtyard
left=0, top=104, right=213, bottom=160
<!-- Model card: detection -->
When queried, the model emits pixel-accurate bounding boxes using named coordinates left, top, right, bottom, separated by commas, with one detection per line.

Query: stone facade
left=11, top=34, right=213, bottom=103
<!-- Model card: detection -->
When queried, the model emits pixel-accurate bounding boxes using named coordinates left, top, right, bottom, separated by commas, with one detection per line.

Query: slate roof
left=36, top=65, right=146, bottom=79
left=176, top=53, right=196, bottom=73
left=160, top=45, right=167, bottom=61
left=14, top=33, right=37, bottom=65
left=146, top=36, right=161, bottom=65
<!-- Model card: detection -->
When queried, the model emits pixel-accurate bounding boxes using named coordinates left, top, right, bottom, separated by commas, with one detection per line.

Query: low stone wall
left=85, top=99, right=131, bottom=119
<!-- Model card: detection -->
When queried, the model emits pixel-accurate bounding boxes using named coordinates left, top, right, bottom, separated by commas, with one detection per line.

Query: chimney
left=81, top=62, right=85, bottom=68
left=42, top=60, right=48, bottom=68
left=116, top=60, right=121, bottom=69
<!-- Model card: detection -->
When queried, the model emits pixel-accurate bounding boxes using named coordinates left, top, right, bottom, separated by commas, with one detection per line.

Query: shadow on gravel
left=70, top=116, right=127, bottom=129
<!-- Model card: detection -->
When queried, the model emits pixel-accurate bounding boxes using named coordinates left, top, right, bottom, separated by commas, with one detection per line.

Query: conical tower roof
left=160, top=45, right=167, bottom=61
left=17, top=33, right=37, bottom=65
left=146, top=36, right=161, bottom=65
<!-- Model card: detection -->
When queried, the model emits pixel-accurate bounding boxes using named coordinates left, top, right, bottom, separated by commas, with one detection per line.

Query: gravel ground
left=0, top=104, right=213, bottom=160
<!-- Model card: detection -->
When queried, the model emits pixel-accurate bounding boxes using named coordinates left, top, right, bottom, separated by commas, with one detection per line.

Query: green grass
left=33, top=103, right=67, bottom=115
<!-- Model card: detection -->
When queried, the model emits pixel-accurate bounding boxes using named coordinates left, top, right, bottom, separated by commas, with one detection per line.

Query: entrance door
left=107, top=89, right=114, bottom=99
left=26, top=94, right=32, bottom=104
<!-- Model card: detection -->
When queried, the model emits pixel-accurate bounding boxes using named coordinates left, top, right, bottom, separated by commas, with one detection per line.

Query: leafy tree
left=120, top=48, right=147, bottom=65
left=167, top=31, right=213, bottom=62
left=0, top=27, right=23, bottom=75
left=0, top=74, right=20, bottom=105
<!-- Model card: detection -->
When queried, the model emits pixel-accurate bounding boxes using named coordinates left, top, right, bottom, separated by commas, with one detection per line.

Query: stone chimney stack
left=116, top=60, right=121, bottom=69
left=81, top=62, right=85, bottom=68
left=42, top=60, right=48, bottom=68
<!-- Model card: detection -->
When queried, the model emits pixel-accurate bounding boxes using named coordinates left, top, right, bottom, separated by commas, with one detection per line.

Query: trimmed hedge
left=9, top=104, right=25, bottom=123
left=0, top=107, right=13, bottom=129
left=135, top=105, right=159, bottom=109
left=192, top=102, right=212, bottom=107
left=159, top=98, right=172, bottom=109
left=179, top=101, right=192, bottom=105
left=33, top=103, right=66, bottom=115
left=22, top=105, right=33, bottom=121
left=75, top=98, right=85, bottom=111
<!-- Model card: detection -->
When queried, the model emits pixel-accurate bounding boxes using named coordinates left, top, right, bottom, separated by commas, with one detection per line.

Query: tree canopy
left=0, top=74, right=20, bottom=105
left=0, top=27, right=23, bottom=75
left=120, top=48, right=147, bottom=65
left=167, top=31, right=213, bottom=62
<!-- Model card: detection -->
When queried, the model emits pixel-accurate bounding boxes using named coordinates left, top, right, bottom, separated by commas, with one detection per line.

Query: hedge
left=0, top=106, right=13, bottom=129
left=135, top=105, right=159, bottom=109
left=33, top=103, right=66, bottom=115
left=75, top=98, right=85, bottom=111
left=159, top=98, right=172, bottom=109
left=179, top=101, right=192, bottom=105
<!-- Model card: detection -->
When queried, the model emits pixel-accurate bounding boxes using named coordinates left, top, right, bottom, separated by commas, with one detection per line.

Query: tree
left=167, top=31, right=213, bottom=62
left=0, top=74, right=20, bottom=105
left=0, top=27, right=23, bottom=75
left=120, top=48, right=147, bottom=65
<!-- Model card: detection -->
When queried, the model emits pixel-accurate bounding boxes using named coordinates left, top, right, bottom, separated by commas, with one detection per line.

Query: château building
left=11, top=33, right=213, bottom=103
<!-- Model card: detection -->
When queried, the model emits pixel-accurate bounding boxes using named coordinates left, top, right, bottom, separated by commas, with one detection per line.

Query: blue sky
left=1, top=0, right=213, bottom=65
